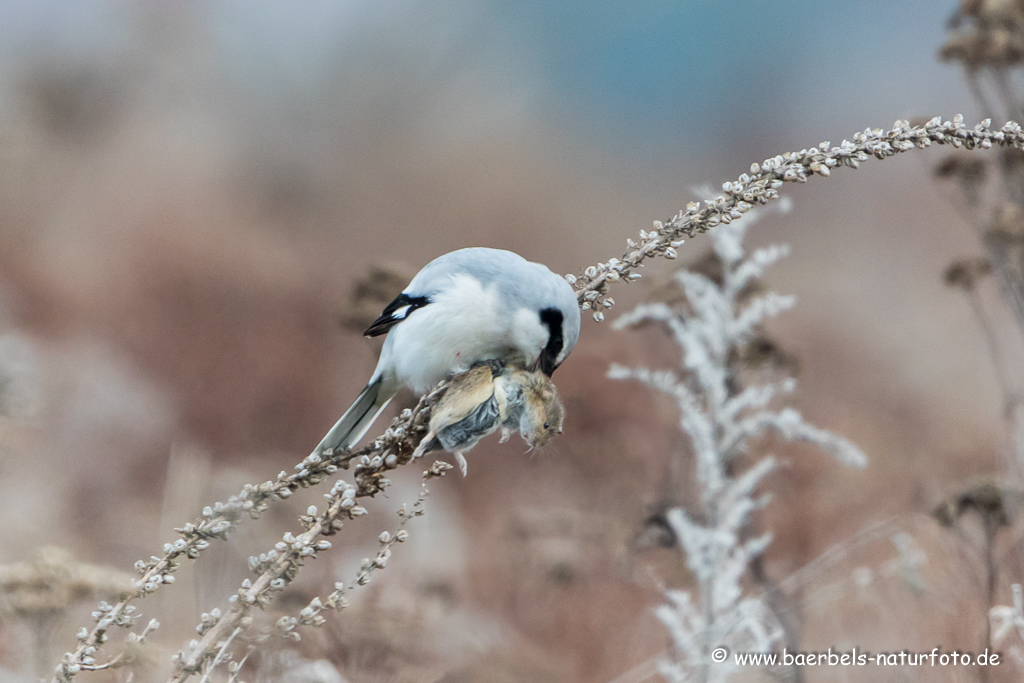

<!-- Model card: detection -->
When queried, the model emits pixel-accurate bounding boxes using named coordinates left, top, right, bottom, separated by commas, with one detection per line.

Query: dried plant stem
left=171, top=461, right=450, bottom=683
left=196, top=627, right=241, bottom=683
left=277, top=462, right=449, bottom=639
left=983, top=233, right=1024, bottom=350
left=967, top=72, right=998, bottom=120
left=226, top=649, right=251, bottom=683
left=168, top=480, right=360, bottom=681
left=962, top=285, right=1024, bottom=477
left=54, top=115, right=1020, bottom=682
left=78, top=654, right=124, bottom=672
left=53, top=385, right=446, bottom=683
left=572, top=116, right=1024, bottom=316
left=966, top=288, right=1016, bottom=405
left=776, top=518, right=903, bottom=595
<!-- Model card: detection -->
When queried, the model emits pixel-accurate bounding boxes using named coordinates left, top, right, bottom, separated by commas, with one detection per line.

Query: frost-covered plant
left=990, top=583, right=1024, bottom=668
left=610, top=214, right=866, bottom=683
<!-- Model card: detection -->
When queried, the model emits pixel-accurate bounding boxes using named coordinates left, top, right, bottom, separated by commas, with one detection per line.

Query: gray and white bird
left=315, top=247, right=580, bottom=454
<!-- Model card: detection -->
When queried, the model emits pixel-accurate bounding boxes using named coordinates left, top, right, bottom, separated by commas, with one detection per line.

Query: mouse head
left=517, top=372, right=565, bottom=448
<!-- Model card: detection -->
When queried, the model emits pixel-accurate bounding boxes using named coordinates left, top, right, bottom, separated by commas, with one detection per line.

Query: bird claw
left=499, top=428, right=511, bottom=444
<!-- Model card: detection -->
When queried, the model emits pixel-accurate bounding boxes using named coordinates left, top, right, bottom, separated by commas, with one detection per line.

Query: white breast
left=380, top=273, right=547, bottom=394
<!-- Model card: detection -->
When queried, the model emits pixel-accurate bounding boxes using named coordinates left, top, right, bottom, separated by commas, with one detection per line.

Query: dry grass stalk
left=171, top=462, right=450, bottom=682
left=570, top=116, right=1022, bottom=316
left=53, top=384, right=447, bottom=682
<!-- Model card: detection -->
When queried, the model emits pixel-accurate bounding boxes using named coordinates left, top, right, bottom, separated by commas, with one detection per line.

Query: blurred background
left=0, top=1, right=1012, bottom=681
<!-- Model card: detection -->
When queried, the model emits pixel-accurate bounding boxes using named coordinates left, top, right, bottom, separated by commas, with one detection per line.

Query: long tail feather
left=314, top=378, right=393, bottom=454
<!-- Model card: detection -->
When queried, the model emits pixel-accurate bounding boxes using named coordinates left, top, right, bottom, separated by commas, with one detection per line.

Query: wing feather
left=364, top=293, right=431, bottom=337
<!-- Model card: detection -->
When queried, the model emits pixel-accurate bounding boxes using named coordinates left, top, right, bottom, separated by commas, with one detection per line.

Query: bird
left=315, top=247, right=580, bottom=455
left=412, top=360, right=565, bottom=475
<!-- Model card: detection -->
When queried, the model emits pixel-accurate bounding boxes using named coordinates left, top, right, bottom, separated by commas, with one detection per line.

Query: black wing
left=364, top=293, right=431, bottom=337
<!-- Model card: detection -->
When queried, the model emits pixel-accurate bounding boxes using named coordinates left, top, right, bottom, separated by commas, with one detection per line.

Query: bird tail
left=315, top=377, right=393, bottom=454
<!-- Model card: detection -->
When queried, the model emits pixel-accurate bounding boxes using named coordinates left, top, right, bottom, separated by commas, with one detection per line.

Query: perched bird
left=315, top=248, right=580, bottom=455
left=413, top=360, right=565, bottom=475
